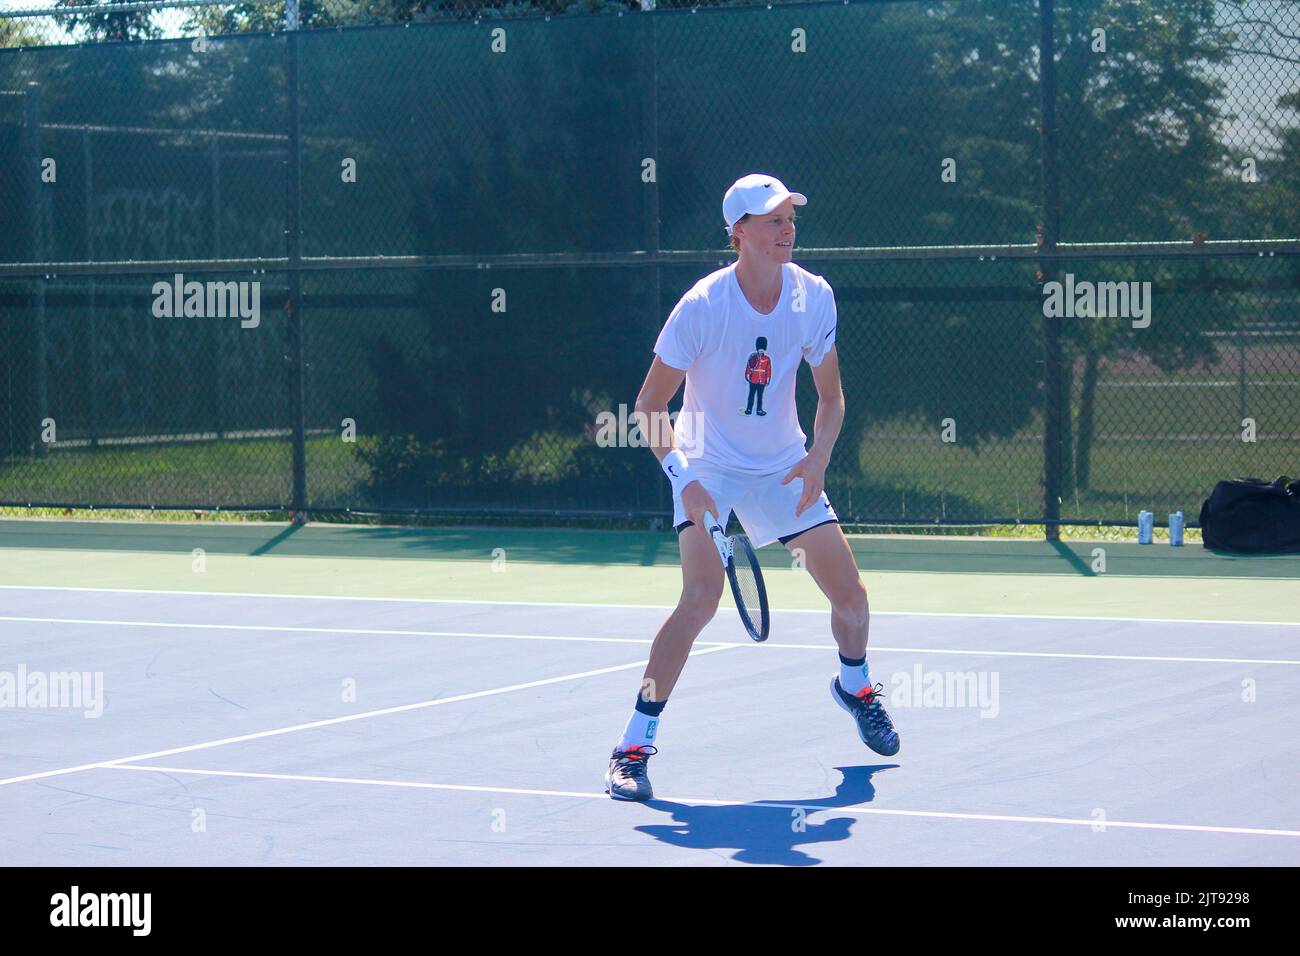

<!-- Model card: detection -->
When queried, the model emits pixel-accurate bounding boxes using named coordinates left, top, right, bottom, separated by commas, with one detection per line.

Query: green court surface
left=2, top=519, right=1297, bottom=622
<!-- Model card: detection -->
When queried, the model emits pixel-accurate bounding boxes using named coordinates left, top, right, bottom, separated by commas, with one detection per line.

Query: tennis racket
left=702, top=509, right=769, bottom=642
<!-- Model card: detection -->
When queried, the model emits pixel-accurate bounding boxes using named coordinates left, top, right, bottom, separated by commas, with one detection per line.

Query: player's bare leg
left=605, top=521, right=724, bottom=800
left=787, top=521, right=900, bottom=756
left=643, top=522, right=726, bottom=700
left=785, top=521, right=869, bottom=658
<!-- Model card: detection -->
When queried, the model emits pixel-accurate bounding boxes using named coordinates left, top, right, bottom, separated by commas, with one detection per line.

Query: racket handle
left=702, top=510, right=730, bottom=565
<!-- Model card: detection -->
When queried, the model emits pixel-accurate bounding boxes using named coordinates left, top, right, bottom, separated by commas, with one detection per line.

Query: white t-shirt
left=653, top=261, right=838, bottom=474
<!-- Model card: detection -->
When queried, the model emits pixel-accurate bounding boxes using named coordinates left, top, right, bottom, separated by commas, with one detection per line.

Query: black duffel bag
left=1199, top=476, right=1300, bottom=553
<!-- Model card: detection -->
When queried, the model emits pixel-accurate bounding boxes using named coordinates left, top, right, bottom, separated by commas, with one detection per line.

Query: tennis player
left=604, top=173, right=900, bottom=801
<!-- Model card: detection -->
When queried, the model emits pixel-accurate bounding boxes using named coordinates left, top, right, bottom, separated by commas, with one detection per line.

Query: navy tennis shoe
left=830, top=677, right=901, bottom=756
left=604, top=745, right=657, bottom=801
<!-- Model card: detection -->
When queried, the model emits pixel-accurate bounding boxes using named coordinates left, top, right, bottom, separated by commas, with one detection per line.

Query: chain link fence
left=2, top=0, right=1298, bottom=528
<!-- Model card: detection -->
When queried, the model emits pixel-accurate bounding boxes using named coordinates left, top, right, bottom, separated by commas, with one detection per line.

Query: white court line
left=0, top=616, right=666, bottom=648
left=105, top=764, right=1300, bottom=839
left=3, top=615, right=1298, bottom=665
left=0, top=645, right=734, bottom=788
left=841, top=647, right=1300, bottom=665
left=2, top=584, right=1298, bottom=628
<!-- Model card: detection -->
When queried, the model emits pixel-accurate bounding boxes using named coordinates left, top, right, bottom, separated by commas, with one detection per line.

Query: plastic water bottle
left=1138, top=510, right=1153, bottom=545
left=1169, top=511, right=1184, bottom=547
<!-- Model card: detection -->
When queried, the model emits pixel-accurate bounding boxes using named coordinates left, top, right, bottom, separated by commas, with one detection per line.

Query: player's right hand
left=681, top=480, right=720, bottom=532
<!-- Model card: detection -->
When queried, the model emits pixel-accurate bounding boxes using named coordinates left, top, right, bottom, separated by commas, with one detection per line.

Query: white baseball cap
left=723, top=173, right=807, bottom=236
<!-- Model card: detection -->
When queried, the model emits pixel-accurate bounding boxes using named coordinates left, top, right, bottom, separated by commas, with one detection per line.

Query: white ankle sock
left=617, top=709, right=660, bottom=751
left=839, top=656, right=871, bottom=695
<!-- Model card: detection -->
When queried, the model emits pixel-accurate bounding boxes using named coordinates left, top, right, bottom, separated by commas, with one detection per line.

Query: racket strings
left=730, top=536, right=765, bottom=634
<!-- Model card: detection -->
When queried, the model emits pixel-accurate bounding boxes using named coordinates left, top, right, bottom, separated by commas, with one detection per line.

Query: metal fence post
left=1037, top=0, right=1063, bottom=541
left=82, top=127, right=100, bottom=446
left=639, top=4, right=662, bottom=520
left=285, top=3, right=308, bottom=519
left=211, top=134, right=226, bottom=440
left=1237, top=331, right=1247, bottom=422
left=23, top=81, right=49, bottom=460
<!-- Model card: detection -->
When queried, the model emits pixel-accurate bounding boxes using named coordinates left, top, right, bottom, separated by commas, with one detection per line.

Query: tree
left=1057, top=0, right=1298, bottom=492
left=52, top=0, right=162, bottom=42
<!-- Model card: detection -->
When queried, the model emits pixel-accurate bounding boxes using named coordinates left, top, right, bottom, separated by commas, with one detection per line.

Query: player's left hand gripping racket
left=703, top=510, right=770, bottom=642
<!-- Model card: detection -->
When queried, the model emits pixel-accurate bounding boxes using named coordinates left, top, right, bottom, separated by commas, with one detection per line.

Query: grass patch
left=853, top=425, right=1297, bottom=522
left=0, top=435, right=362, bottom=508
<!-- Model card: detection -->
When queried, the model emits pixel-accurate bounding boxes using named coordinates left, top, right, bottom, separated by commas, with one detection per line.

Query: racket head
left=725, top=533, right=769, bottom=642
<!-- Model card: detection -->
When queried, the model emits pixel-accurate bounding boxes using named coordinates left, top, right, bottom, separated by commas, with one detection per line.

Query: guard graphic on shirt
left=741, top=336, right=772, bottom=416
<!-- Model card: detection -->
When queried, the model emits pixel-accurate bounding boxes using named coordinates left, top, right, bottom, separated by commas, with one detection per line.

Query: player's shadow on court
left=637, top=764, right=896, bottom=866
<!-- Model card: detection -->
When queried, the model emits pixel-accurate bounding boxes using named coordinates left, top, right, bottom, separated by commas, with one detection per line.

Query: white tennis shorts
left=672, top=459, right=839, bottom=548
